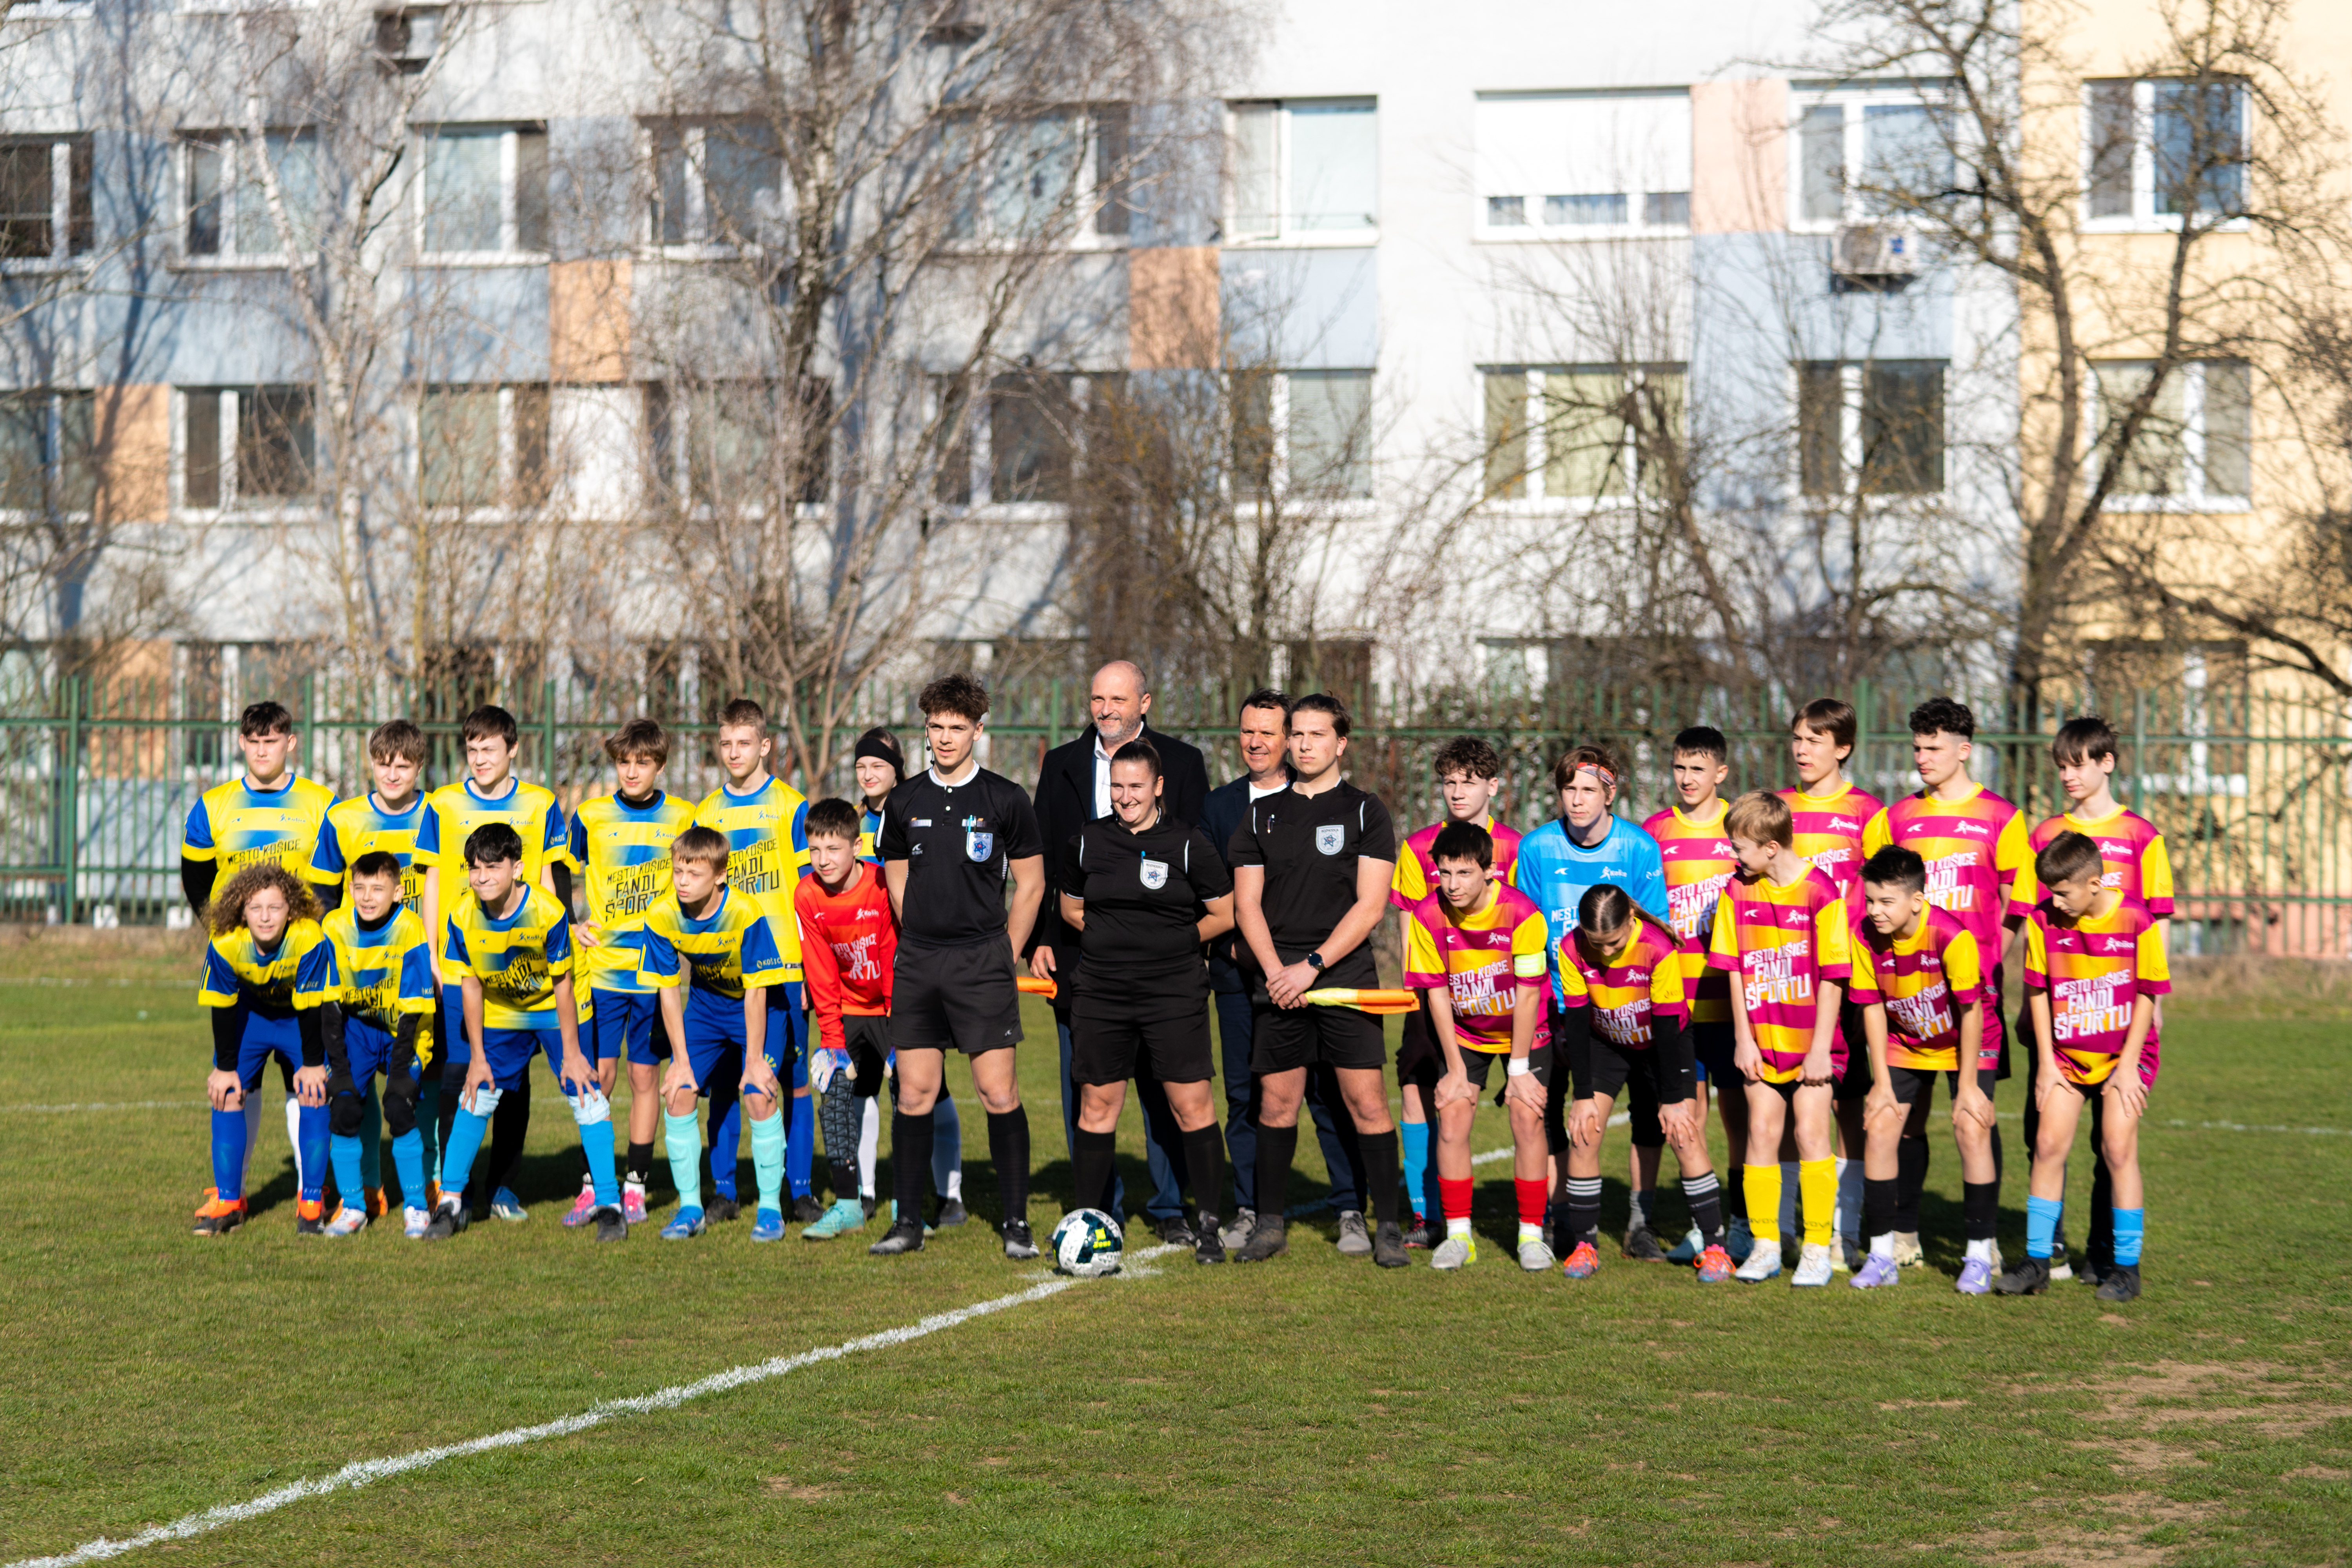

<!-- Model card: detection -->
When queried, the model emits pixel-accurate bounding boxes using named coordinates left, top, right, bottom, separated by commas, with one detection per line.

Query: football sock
left=1515, top=1176, right=1549, bottom=1240
left=1988, top=1122, right=2004, bottom=1188
left=1359, top=1130, right=1401, bottom=1226
left=626, top=1141, right=654, bottom=1192
left=211, top=1105, right=247, bottom=1202
left=485, top=1075, right=530, bottom=1197
left=1798, top=1158, right=1836, bottom=1248
left=787, top=1090, right=815, bottom=1199
left=708, top=1090, right=743, bottom=1202
left=1629, top=1185, right=1657, bottom=1234
left=933, top=1093, right=964, bottom=1198
left=569, top=1087, right=620, bottom=1207
left=750, top=1111, right=786, bottom=1212
left=1963, top=1179, right=1998, bottom=1243
left=415, top=1078, right=441, bottom=1185
left=2088, top=1147, right=2116, bottom=1266
left=441, top=1094, right=497, bottom=1199
left=329, top=1132, right=365, bottom=1212
left=891, top=1107, right=935, bottom=1221
left=665, top=1109, right=704, bottom=1213
left=292, top=1101, right=328, bottom=1205
left=2112, top=1207, right=2145, bottom=1267
left=1181, top=1124, right=1225, bottom=1220
left=1778, top=1160, right=1800, bottom=1240
left=1564, top=1175, right=1602, bottom=1249
left=1074, top=1127, right=1118, bottom=1214
left=284, top=1094, right=306, bottom=1193
left=819, top=1084, right=860, bottom=1199
left=1399, top=1119, right=1430, bottom=1220
left=858, top=1094, right=880, bottom=1197
left=1440, top=1175, right=1474, bottom=1238
left=2025, top=1193, right=2062, bottom=1259
left=985, top=1107, right=1031, bottom=1226
left=1722, top=1152, right=1749, bottom=1220
left=1681, top=1169, right=1724, bottom=1247
left=1833, top=1156, right=1861, bottom=1240
left=1895, top=1136, right=1930, bottom=1233
left=359, top=1088, right=383, bottom=1191
left=1255, top=1122, right=1298, bottom=1219
left=1744, top=1163, right=1783, bottom=1243
left=390, top=1127, right=424, bottom=1209
left=1863, top=1176, right=1898, bottom=1255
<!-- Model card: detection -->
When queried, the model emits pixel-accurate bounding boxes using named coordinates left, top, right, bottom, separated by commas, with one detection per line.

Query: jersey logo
left=1314, top=825, right=1345, bottom=856
left=1140, top=858, right=1168, bottom=890
left=966, top=829, right=993, bottom=862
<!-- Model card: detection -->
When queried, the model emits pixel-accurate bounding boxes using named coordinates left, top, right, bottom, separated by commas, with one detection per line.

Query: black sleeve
left=320, top=1001, right=350, bottom=1077
left=550, top=862, right=574, bottom=908
left=875, top=784, right=911, bottom=860
left=1000, top=778, right=1045, bottom=860
left=1652, top=1010, right=1695, bottom=1101
left=212, top=1007, right=241, bottom=1071
left=182, top=857, right=212, bottom=915
left=314, top=879, right=343, bottom=914
left=1227, top=803, right=1267, bottom=870
left=1189, top=828, right=1233, bottom=901
left=1358, top=793, right=1397, bottom=862
left=1059, top=833, right=1087, bottom=901
left=296, top=1006, right=326, bottom=1069
left=1557, top=1004, right=1593, bottom=1100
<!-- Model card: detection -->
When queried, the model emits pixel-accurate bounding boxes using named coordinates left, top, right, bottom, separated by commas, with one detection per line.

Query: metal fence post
left=60, top=675, right=82, bottom=925
left=2132, top=688, right=2147, bottom=814
left=542, top=678, right=559, bottom=786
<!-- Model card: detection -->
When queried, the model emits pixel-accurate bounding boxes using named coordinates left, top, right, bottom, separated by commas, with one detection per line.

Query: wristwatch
left=1306, top=951, right=1326, bottom=971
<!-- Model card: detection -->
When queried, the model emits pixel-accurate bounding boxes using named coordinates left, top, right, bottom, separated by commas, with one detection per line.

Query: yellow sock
left=1744, top=1164, right=1782, bottom=1242
left=1800, top=1158, right=1837, bottom=1247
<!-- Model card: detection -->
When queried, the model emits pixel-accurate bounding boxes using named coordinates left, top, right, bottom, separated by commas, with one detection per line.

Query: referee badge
left=965, top=828, right=994, bottom=862
left=1314, top=824, right=1345, bottom=856
left=1139, top=858, right=1168, bottom=889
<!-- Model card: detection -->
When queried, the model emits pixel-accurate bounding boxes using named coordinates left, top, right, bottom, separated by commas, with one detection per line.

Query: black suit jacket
left=1196, top=771, right=1274, bottom=995
left=1027, top=722, right=1211, bottom=999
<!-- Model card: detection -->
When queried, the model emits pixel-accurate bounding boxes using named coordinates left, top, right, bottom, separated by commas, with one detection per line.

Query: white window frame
left=1472, top=90, right=1693, bottom=243
left=173, top=385, right=317, bottom=520
left=0, top=134, right=91, bottom=274
left=2093, top=359, right=2252, bottom=513
left=1787, top=81, right=1956, bottom=234
left=417, top=384, right=549, bottom=519
left=1793, top=359, right=1951, bottom=502
left=958, top=369, right=1111, bottom=518
left=177, top=129, right=315, bottom=269
left=2078, top=78, right=2251, bottom=234
left=641, top=120, right=787, bottom=259
left=939, top=108, right=1131, bottom=254
left=1475, top=363, right=1683, bottom=512
left=643, top=379, right=831, bottom=519
left=1221, top=98, right=1379, bottom=249
left=0, top=389, right=93, bottom=521
left=414, top=124, right=547, bottom=265
left=1224, top=370, right=1378, bottom=509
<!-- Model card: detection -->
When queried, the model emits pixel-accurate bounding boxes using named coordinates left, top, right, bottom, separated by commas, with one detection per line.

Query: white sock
left=1519, top=1220, right=1543, bottom=1244
left=1446, top=1216, right=1471, bottom=1238
left=945, top=1167, right=964, bottom=1201
left=1871, top=1230, right=1896, bottom=1258
left=284, top=1093, right=305, bottom=1188
left=1834, top=1156, right=1862, bottom=1240
left=857, top=1096, right=879, bottom=1198
left=241, top=1093, right=265, bottom=1189
left=1966, top=1236, right=1996, bottom=1263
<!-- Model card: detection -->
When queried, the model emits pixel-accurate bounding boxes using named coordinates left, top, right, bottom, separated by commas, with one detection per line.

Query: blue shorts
left=588, top=991, right=664, bottom=1066
left=1691, top=1022, right=1735, bottom=1083
left=230, top=1009, right=303, bottom=1093
left=480, top=1028, right=592, bottom=1095
left=341, top=1018, right=424, bottom=1086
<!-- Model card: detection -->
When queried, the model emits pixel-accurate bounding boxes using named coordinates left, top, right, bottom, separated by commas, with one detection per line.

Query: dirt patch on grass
left=1980, top=1492, right=2218, bottom=1564
left=2063, top=1359, right=2352, bottom=1439
left=762, top=1475, right=837, bottom=1501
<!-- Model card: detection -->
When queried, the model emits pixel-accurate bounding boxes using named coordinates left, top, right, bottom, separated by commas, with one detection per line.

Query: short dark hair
left=1793, top=697, right=1858, bottom=753
left=605, top=717, right=670, bottom=766
left=804, top=797, right=862, bottom=842
left=461, top=705, right=518, bottom=747
left=1577, top=883, right=1633, bottom=933
left=2052, top=715, right=2118, bottom=767
left=463, top=822, right=526, bottom=866
left=1434, top=735, right=1502, bottom=782
left=670, top=823, right=730, bottom=871
left=2035, top=830, right=2105, bottom=889
left=918, top=673, right=990, bottom=724
left=350, top=850, right=404, bottom=883
left=1238, top=687, right=1292, bottom=724
left=1861, top=845, right=1926, bottom=896
left=1110, top=737, right=1162, bottom=779
left=1909, top=697, right=1975, bottom=741
left=1552, top=742, right=1621, bottom=795
left=368, top=718, right=426, bottom=764
left=1673, top=725, right=1728, bottom=765
left=1291, top=692, right=1350, bottom=738
left=239, top=701, right=294, bottom=739
left=718, top=697, right=767, bottom=732
left=1430, top=819, right=1493, bottom=869
left=1725, top=789, right=1793, bottom=849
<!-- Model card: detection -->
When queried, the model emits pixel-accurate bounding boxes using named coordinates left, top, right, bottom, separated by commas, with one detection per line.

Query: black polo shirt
left=877, top=764, right=1043, bottom=949
left=1062, top=815, right=1230, bottom=1015
left=1225, top=780, right=1396, bottom=976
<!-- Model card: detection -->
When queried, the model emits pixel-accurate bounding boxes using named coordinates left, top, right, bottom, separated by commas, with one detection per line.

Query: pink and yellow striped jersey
left=1556, top=912, right=1688, bottom=1049
left=1863, top=784, right=2029, bottom=1051
left=1401, top=881, right=1550, bottom=1054
left=1707, top=866, right=1852, bottom=1083
left=2010, top=805, right=2174, bottom=920
left=1391, top=814, right=1523, bottom=910
left=1780, top=780, right=1884, bottom=910
left=2025, top=898, right=2169, bottom=1087
left=1846, top=906, right=1986, bottom=1073
left=1641, top=801, right=1736, bottom=1025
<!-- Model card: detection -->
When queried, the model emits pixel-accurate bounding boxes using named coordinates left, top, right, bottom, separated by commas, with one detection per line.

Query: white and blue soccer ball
left=1051, top=1208, right=1124, bottom=1277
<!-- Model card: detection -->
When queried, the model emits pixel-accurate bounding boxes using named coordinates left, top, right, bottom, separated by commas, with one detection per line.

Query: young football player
left=693, top=699, right=818, bottom=1223
left=2007, top=715, right=2172, bottom=1287
left=1997, top=831, right=2166, bottom=1303
left=1641, top=725, right=1743, bottom=1263
left=568, top=719, right=695, bottom=1228
left=318, top=852, right=437, bottom=1238
left=1390, top=735, right=1522, bottom=1243
left=430, top=822, right=620, bottom=1242
left=1555, top=884, right=1733, bottom=1282
left=800, top=799, right=888, bottom=1238
left=1709, top=790, right=1850, bottom=1286
left=1400, top=821, right=1553, bottom=1272
left=642, top=826, right=792, bottom=1240
left=417, top=704, right=572, bottom=1222
left=1846, top=846, right=1998, bottom=1292
left=1781, top=697, right=1884, bottom=1270
left=192, top=863, right=335, bottom=1236
left=853, top=727, right=902, bottom=862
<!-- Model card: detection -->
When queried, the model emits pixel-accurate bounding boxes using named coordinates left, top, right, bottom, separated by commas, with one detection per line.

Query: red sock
left=1439, top=1176, right=1473, bottom=1221
left=1515, top=1177, right=1548, bottom=1228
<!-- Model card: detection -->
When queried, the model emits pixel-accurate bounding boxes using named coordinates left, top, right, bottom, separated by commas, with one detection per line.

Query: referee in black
left=1062, top=739, right=1236, bottom=1264
left=871, top=673, right=1047, bottom=1260
left=1227, top=693, right=1408, bottom=1266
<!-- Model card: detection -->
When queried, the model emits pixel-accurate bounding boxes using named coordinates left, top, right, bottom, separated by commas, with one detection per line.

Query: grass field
left=1, top=930, right=2348, bottom=1566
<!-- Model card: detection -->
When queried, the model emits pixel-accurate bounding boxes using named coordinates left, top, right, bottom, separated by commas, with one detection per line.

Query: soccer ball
left=1051, top=1208, right=1124, bottom=1277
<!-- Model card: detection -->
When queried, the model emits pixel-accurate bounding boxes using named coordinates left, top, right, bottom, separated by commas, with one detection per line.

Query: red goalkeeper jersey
left=794, top=860, right=897, bottom=1053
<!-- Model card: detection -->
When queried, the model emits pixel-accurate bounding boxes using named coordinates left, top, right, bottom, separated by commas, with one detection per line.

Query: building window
left=942, top=107, right=1129, bottom=245
left=645, top=380, right=830, bottom=509
left=2085, top=78, right=2245, bottom=224
left=1794, top=89, right=1954, bottom=227
left=0, top=135, right=94, bottom=264
left=1226, top=369, right=1373, bottom=501
left=419, top=385, right=550, bottom=510
left=648, top=120, right=783, bottom=249
left=1797, top=360, right=1947, bottom=497
left=0, top=390, right=95, bottom=513
left=988, top=371, right=1076, bottom=503
left=419, top=124, right=548, bottom=257
left=1480, top=365, right=1684, bottom=503
left=184, top=130, right=317, bottom=260
left=1474, top=91, right=1690, bottom=239
left=1225, top=99, right=1377, bottom=242
left=181, top=386, right=315, bottom=509
left=2094, top=358, right=2250, bottom=507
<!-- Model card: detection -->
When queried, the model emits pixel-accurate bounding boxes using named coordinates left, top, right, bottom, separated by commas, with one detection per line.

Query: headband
left=854, top=733, right=905, bottom=782
left=1574, top=761, right=1617, bottom=789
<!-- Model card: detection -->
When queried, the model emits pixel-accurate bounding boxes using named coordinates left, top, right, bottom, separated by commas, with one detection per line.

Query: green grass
left=1, top=940, right=2347, bottom=1567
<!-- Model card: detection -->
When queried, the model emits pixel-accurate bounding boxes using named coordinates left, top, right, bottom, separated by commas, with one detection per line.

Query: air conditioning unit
left=374, top=7, right=441, bottom=72
left=1832, top=224, right=1919, bottom=279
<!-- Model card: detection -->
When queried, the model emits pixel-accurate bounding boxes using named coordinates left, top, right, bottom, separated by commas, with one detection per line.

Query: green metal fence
left=5, top=669, right=2347, bottom=956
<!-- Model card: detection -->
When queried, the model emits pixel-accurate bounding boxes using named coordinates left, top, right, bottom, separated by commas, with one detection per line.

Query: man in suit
left=1197, top=687, right=1367, bottom=1251
left=1028, top=660, right=1210, bottom=1243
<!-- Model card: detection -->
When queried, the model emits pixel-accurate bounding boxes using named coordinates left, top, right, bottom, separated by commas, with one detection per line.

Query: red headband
left=1574, top=762, right=1617, bottom=788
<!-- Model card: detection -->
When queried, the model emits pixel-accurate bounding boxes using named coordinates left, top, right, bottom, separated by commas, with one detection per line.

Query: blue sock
left=787, top=1091, right=815, bottom=1198
left=576, top=1115, right=621, bottom=1207
left=329, top=1131, right=365, bottom=1211
left=442, top=1107, right=492, bottom=1198
left=710, top=1095, right=743, bottom=1201
left=2026, top=1194, right=2063, bottom=1259
left=359, top=1087, right=383, bottom=1191
left=1400, top=1120, right=1430, bottom=1220
left=752, top=1111, right=787, bottom=1211
left=416, top=1079, right=441, bottom=1184
left=211, top=1107, right=248, bottom=1201
left=2112, top=1207, right=2145, bottom=1267
left=297, top=1102, right=329, bottom=1204
left=391, top=1128, right=425, bottom=1210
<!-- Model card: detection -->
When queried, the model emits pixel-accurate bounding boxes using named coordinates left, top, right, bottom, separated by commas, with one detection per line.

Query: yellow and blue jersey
left=860, top=804, right=884, bottom=865
left=181, top=775, right=336, bottom=904
left=640, top=885, right=787, bottom=1039
left=308, top=792, right=428, bottom=914
left=416, top=778, right=570, bottom=887
left=198, top=918, right=336, bottom=1016
left=321, top=905, right=437, bottom=1061
left=570, top=790, right=696, bottom=996
left=693, top=777, right=810, bottom=981
left=443, top=885, right=579, bottom=1032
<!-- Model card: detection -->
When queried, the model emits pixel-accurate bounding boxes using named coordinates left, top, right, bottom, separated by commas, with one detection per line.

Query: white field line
left=0, top=1101, right=209, bottom=1114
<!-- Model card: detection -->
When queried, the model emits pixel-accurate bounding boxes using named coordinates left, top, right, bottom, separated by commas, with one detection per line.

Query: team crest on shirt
left=1314, top=825, right=1345, bottom=856
left=1140, top=858, right=1168, bottom=889
left=966, top=828, right=993, bottom=861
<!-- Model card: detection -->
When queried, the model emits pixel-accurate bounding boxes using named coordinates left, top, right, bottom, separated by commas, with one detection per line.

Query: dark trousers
left=1212, top=985, right=1365, bottom=1214
left=1057, top=1014, right=1185, bottom=1221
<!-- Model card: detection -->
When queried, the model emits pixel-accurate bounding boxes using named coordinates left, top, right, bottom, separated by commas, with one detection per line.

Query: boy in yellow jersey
left=181, top=700, right=336, bottom=1216
left=642, top=826, right=792, bottom=1240
left=306, top=717, right=430, bottom=1217
left=566, top=718, right=695, bottom=1229
left=318, top=852, right=438, bottom=1238
left=416, top=704, right=572, bottom=1221
left=692, top=697, right=817, bottom=1223
left=430, top=822, right=619, bottom=1242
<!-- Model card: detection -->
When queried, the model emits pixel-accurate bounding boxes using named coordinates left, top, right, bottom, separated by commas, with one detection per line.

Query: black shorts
left=1833, top=1003, right=1872, bottom=1102
left=1395, top=1007, right=1441, bottom=1091
left=1458, top=1043, right=1552, bottom=1096
left=890, top=941, right=1024, bottom=1056
left=1072, top=1001, right=1213, bottom=1086
left=1690, top=1021, right=1735, bottom=1083
left=1586, top=1035, right=1693, bottom=1108
left=844, top=1013, right=891, bottom=1097
left=1252, top=999, right=1385, bottom=1073
left=1887, top=1063, right=1962, bottom=1105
